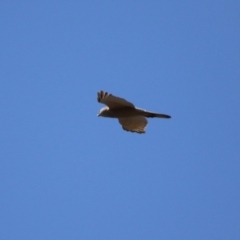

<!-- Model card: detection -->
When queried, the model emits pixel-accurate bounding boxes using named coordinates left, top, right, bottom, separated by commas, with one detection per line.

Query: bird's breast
left=107, top=107, right=139, bottom=118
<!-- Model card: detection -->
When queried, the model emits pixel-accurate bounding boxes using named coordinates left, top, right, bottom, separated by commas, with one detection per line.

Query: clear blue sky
left=1, top=1, right=240, bottom=239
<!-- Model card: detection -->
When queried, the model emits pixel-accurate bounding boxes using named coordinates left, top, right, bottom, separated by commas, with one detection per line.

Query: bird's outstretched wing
left=97, top=90, right=135, bottom=109
left=118, top=116, right=148, bottom=134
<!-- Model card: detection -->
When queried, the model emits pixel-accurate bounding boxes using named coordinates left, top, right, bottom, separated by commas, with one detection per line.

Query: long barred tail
left=144, top=111, right=171, bottom=119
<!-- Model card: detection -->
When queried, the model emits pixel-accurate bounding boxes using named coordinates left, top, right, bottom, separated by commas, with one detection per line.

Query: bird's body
left=97, top=90, right=171, bottom=133
left=98, top=107, right=137, bottom=118
left=99, top=106, right=170, bottom=119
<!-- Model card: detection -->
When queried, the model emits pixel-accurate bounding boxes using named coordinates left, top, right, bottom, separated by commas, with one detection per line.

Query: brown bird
left=97, top=90, right=171, bottom=134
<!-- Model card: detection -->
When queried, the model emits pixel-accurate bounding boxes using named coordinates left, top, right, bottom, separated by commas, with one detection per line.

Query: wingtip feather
left=97, top=90, right=110, bottom=102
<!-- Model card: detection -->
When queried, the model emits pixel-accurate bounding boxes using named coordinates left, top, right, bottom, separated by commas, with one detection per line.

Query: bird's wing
left=97, top=90, right=135, bottom=109
left=118, top=116, right=148, bottom=134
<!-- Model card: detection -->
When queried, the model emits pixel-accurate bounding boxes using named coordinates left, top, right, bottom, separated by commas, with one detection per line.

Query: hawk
left=97, top=90, right=171, bottom=134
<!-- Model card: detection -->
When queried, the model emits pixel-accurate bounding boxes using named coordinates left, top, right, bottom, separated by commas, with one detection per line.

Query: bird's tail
left=143, top=111, right=171, bottom=119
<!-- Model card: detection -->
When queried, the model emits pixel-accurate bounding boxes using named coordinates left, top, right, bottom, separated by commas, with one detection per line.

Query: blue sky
left=1, top=1, right=240, bottom=239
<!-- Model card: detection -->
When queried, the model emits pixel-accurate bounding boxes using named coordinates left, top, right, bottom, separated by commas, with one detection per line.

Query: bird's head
left=97, top=106, right=109, bottom=117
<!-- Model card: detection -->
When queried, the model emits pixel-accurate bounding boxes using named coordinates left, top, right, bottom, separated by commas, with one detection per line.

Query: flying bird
left=97, top=90, right=171, bottom=134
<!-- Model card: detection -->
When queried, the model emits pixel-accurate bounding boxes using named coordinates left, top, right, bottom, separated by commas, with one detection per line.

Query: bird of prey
left=97, top=90, right=171, bottom=134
